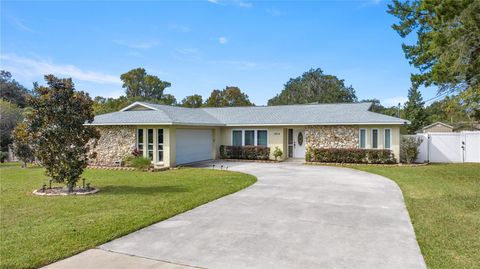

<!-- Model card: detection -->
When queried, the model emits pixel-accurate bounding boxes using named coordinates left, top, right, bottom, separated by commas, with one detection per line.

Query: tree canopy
left=19, top=75, right=100, bottom=191
left=388, top=0, right=480, bottom=106
left=0, top=99, right=23, bottom=151
left=267, top=68, right=357, bottom=105
left=0, top=70, right=31, bottom=107
left=181, top=94, right=203, bottom=108
left=403, top=86, right=428, bottom=134
left=204, top=86, right=254, bottom=107
left=120, top=68, right=171, bottom=99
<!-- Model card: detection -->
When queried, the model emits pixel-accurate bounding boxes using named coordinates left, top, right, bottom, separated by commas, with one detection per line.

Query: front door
left=293, top=129, right=305, bottom=158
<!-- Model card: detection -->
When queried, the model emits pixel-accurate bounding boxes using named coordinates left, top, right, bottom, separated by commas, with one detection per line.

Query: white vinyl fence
left=406, top=131, right=480, bottom=163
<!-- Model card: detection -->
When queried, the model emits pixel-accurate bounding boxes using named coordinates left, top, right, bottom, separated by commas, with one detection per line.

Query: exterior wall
left=220, top=126, right=287, bottom=160
left=305, top=125, right=401, bottom=162
left=423, top=124, right=453, bottom=133
left=305, top=126, right=358, bottom=149
left=89, top=126, right=136, bottom=166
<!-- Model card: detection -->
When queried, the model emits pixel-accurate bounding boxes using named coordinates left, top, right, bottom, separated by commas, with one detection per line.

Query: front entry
left=288, top=128, right=306, bottom=158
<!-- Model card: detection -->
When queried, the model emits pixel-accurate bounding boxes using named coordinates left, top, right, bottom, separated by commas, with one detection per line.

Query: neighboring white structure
left=421, top=122, right=454, bottom=133
left=409, top=131, right=480, bottom=163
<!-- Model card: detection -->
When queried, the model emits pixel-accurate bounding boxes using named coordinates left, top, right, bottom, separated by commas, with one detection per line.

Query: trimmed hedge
left=306, top=148, right=396, bottom=164
left=220, top=145, right=270, bottom=160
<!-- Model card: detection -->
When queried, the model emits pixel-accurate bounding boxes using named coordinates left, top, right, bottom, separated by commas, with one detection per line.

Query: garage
left=175, top=129, right=213, bottom=165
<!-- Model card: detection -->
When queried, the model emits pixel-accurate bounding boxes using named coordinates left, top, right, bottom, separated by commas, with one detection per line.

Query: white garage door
left=176, top=129, right=213, bottom=165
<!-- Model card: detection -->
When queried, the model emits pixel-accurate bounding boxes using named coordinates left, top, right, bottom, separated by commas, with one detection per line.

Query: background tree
left=204, top=89, right=224, bottom=107
left=0, top=99, right=23, bottom=152
left=120, top=68, right=171, bottom=99
left=11, top=122, right=34, bottom=168
left=181, top=94, right=203, bottom=108
left=161, top=94, right=177, bottom=106
left=25, top=75, right=100, bottom=192
left=0, top=70, right=31, bottom=107
left=268, top=68, right=357, bottom=105
left=403, top=86, right=427, bottom=134
left=388, top=0, right=480, bottom=106
left=204, top=86, right=254, bottom=107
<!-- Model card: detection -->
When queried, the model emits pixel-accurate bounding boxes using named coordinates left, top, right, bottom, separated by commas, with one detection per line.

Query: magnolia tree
left=24, top=75, right=99, bottom=192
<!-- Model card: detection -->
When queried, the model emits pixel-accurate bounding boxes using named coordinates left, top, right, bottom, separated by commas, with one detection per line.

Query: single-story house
left=88, top=102, right=409, bottom=167
left=421, top=122, right=454, bottom=133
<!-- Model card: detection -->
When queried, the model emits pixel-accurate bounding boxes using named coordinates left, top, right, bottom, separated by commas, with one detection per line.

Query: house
left=88, top=102, right=409, bottom=167
left=421, top=122, right=454, bottom=133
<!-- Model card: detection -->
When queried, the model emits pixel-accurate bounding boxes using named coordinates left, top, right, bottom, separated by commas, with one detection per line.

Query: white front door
left=293, top=129, right=306, bottom=158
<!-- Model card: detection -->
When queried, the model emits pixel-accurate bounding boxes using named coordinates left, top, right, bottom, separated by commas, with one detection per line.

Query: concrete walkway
left=44, top=161, right=426, bottom=269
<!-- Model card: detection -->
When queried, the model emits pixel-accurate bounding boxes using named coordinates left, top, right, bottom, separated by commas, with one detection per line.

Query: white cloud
left=168, top=24, right=190, bottom=32
left=234, top=0, right=252, bottom=8
left=266, top=8, right=281, bottom=16
left=8, top=16, right=34, bottom=32
left=382, top=96, right=408, bottom=107
left=113, top=39, right=160, bottom=49
left=0, top=53, right=121, bottom=85
left=218, top=36, right=228, bottom=44
left=207, top=0, right=219, bottom=4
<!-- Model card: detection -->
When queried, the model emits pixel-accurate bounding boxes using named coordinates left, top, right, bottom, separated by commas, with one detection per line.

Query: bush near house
left=400, top=136, right=423, bottom=164
left=306, top=148, right=396, bottom=164
left=220, top=145, right=270, bottom=160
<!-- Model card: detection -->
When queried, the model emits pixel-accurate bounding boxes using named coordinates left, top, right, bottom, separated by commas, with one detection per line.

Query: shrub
left=400, top=136, right=423, bottom=164
left=273, top=147, right=283, bottom=160
left=131, top=157, right=152, bottom=170
left=219, top=145, right=270, bottom=160
left=306, top=148, right=396, bottom=164
left=0, top=151, right=7, bottom=163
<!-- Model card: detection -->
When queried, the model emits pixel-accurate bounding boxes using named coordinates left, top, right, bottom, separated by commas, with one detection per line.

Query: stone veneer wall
left=305, top=125, right=358, bottom=149
left=89, top=126, right=136, bottom=166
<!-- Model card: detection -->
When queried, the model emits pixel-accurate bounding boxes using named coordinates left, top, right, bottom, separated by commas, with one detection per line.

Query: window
left=244, top=130, right=255, bottom=146
left=137, top=129, right=144, bottom=155
left=359, top=129, right=366, bottom=149
left=257, top=130, right=268, bottom=147
left=147, top=129, right=154, bottom=160
left=372, top=129, right=378, bottom=149
left=232, top=129, right=269, bottom=147
left=384, top=129, right=391, bottom=149
left=232, top=130, right=242, bottom=146
left=157, top=129, right=164, bottom=162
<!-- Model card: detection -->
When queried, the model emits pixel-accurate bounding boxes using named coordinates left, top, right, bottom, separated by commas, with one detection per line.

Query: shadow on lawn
left=100, top=185, right=190, bottom=195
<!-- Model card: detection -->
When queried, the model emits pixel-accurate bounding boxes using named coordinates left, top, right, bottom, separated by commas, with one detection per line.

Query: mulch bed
left=32, top=187, right=100, bottom=196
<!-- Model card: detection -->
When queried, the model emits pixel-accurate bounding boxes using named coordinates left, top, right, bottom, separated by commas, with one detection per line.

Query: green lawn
left=0, top=164, right=256, bottom=269
left=353, top=163, right=480, bottom=269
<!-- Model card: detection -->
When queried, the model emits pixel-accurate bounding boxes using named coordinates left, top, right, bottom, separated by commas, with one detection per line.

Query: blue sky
left=1, top=0, right=438, bottom=106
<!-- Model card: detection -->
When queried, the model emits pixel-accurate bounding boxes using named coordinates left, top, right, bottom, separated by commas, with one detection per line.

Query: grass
left=0, top=164, right=256, bottom=269
left=352, top=163, right=480, bottom=269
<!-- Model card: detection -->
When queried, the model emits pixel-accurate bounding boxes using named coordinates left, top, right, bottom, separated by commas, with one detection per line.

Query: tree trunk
left=67, top=182, right=75, bottom=193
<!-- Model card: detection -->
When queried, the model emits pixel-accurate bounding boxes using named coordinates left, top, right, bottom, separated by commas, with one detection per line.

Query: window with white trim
left=384, top=129, right=391, bottom=149
left=257, top=130, right=268, bottom=147
left=137, top=129, right=144, bottom=155
left=232, top=130, right=242, bottom=146
left=244, top=130, right=255, bottom=146
left=232, top=129, right=268, bottom=146
left=359, top=129, right=366, bottom=149
left=371, top=129, right=378, bottom=149
left=147, top=129, right=154, bottom=160
left=157, top=129, right=164, bottom=162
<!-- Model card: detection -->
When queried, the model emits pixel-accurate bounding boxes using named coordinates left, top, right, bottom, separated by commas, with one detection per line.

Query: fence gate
left=407, top=131, right=480, bottom=163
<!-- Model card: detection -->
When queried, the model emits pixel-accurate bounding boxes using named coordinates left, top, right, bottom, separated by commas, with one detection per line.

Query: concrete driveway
left=45, top=161, right=426, bottom=269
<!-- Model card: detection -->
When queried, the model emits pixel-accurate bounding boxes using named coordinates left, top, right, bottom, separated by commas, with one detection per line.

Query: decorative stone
left=88, top=126, right=136, bottom=166
left=305, top=125, right=358, bottom=149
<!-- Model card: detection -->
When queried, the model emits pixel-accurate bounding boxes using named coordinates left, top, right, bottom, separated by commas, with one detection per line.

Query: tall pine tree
left=403, top=86, right=427, bottom=134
